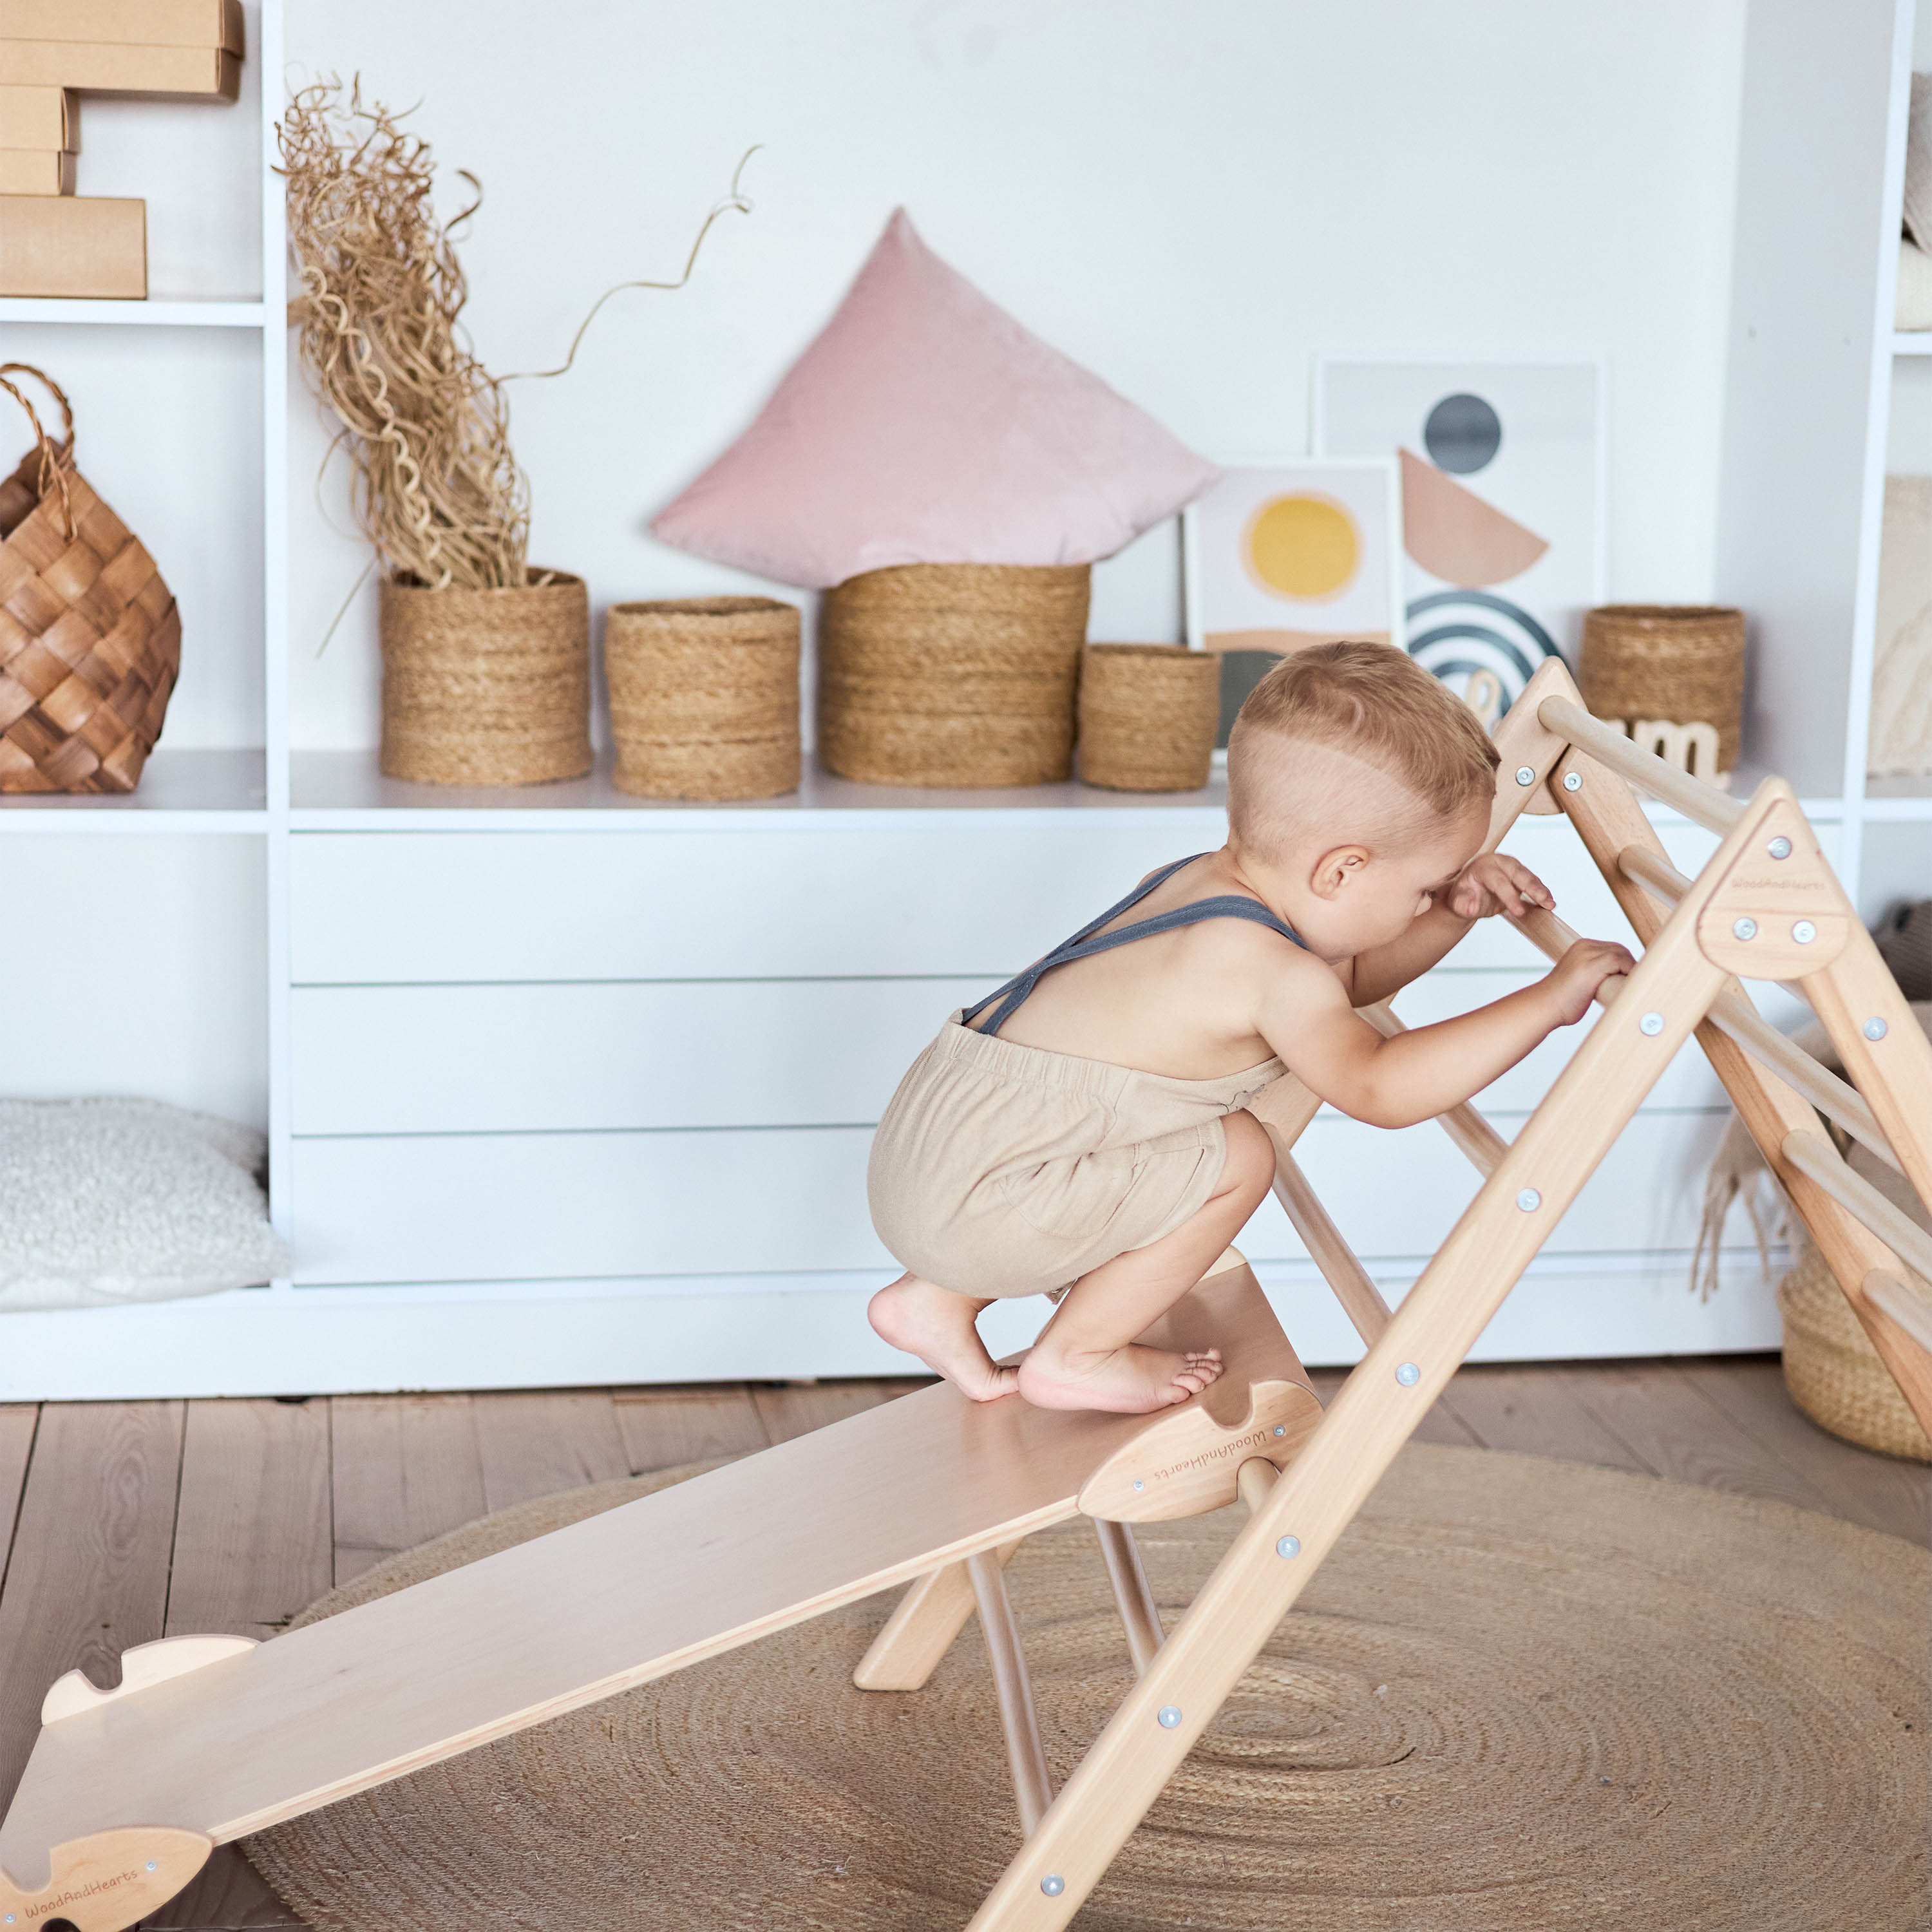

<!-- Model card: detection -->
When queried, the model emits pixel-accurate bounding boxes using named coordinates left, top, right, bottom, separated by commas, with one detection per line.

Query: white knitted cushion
left=0, top=1097, right=289, bottom=1312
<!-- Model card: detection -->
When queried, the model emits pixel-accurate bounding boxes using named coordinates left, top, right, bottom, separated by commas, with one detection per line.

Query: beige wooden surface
left=0, top=1263, right=1300, bottom=1875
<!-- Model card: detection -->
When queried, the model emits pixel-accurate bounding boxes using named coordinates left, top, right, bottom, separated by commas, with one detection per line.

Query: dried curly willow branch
left=280, top=78, right=753, bottom=593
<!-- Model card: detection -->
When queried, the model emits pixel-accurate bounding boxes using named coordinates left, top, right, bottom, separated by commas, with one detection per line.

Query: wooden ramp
left=6, top=661, right=1932, bottom=1932
left=0, top=1263, right=1318, bottom=1926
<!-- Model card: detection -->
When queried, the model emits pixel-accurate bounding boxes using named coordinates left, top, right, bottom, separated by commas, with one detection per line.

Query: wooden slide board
left=0, top=1261, right=1316, bottom=1909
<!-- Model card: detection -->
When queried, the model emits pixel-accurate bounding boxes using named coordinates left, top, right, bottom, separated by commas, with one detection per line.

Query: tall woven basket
left=605, top=596, right=800, bottom=801
left=818, top=563, right=1089, bottom=788
left=1077, top=643, right=1220, bottom=791
left=0, top=363, right=180, bottom=793
left=1779, top=1240, right=1932, bottom=1461
left=379, top=571, right=591, bottom=786
left=1579, top=605, right=1745, bottom=784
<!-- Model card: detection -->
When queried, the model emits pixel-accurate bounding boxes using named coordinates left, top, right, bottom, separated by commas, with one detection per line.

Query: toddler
left=867, top=642, right=1633, bottom=1415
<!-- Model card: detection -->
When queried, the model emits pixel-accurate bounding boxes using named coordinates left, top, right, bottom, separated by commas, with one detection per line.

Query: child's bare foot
left=1016, top=1343, right=1223, bottom=1414
left=868, top=1274, right=1019, bottom=1401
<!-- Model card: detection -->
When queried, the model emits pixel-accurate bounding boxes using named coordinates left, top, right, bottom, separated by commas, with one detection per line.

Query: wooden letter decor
left=3, top=665, right=1928, bottom=1928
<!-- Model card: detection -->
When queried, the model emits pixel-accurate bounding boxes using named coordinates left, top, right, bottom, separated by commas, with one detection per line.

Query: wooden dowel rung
left=853, top=1540, right=1022, bottom=1690
left=1782, top=1130, right=1932, bottom=1287
left=1272, top=1152, right=1392, bottom=1345
left=1707, top=992, right=1904, bottom=1178
left=1617, top=846, right=1693, bottom=903
left=1235, top=1457, right=1280, bottom=1513
left=967, top=1549, right=1054, bottom=1837
left=1509, top=901, right=1907, bottom=1179
left=1360, top=1001, right=1508, bottom=1175
left=1865, top=1271, right=1932, bottom=1356
left=1092, top=1520, right=1164, bottom=1677
left=1539, top=698, right=1747, bottom=833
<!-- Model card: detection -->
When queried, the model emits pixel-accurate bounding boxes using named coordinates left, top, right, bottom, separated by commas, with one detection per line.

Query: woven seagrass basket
left=817, top=562, right=1089, bottom=788
left=605, top=596, right=800, bottom=801
left=0, top=363, right=180, bottom=793
left=1779, top=1240, right=1932, bottom=1461
left=1077, top=643, right=1220, bottom=791
left=379, top=571, right=591, bottom=786
left=1578, top=605, right=1745, bottom=784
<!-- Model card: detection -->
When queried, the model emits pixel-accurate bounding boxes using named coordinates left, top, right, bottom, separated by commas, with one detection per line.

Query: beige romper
left=866, top=853, right=1301, bottom=1301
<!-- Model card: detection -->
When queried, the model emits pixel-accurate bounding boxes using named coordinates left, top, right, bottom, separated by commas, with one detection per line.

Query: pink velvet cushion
left=651, top=209, right=1218, bottom=589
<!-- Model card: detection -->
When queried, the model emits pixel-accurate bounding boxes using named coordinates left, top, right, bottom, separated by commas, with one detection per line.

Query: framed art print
left=1182, top=457, right=1403, bottom=742
left=1314, top=357, right=1605, bottom=726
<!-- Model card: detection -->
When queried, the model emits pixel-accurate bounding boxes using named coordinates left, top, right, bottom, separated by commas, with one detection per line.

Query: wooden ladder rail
left=1092, top=1522, right=1164, bottom=1675
left=965, top=670, right=1762, bottom=1930
left=1530, top=691, right=1932, bottom=1437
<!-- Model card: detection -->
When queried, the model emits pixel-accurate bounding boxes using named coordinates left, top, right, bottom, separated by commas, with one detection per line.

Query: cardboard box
left=0, top=194, right=144, bottom=297
left=0, top=149, right=71, bottom=194
left=0, top=0, right=243, bottom=56
left=0, top=86, right=74, bottom=151
left=0, top=44, right=240, bottom=102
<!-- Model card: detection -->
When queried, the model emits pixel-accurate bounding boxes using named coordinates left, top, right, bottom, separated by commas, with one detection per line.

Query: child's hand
left=1443, top=853, right=1555, bottom=921
left=1544, top=939, right=1635, bottom=1024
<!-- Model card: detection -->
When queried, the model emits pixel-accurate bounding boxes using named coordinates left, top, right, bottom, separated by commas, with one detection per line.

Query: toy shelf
left=1895, top=333, right=1932, bottom=354
left=0, top=299, right=269, bottom=328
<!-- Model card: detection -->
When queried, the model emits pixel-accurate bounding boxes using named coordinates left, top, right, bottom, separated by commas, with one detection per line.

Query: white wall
left=282, top=0, right=1750, bottom=749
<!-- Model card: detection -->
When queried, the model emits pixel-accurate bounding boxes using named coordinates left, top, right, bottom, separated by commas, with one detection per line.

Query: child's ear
left=1310, top=845, right=1370, bottom=900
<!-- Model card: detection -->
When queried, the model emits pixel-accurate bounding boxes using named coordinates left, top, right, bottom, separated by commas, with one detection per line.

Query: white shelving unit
left=0, top=0, right=1923, bottom=1401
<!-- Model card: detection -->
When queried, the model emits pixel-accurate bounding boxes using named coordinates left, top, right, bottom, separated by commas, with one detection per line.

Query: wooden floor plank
left=0, top=1407, right=38, bottom=1578
left=1441, top=1365, right=1651, bottom=1472
left=612, top=1385, right=767, bottom=1473
left=0, top=1403, right=184, bottom=1809
left=1307, top=1367, right=1482, bottom=1447
left=328, top=1396, right=485, bottom=1587
left=1677, top=1359, right=1932, bottom=1547
left=750, top=1378, right=931, bottom=1444
left=1569, top=1363, right=1844, bottom=1514
left=167, top=1400, right=334, bottom=1642
left=470, top=1390, right=631, bottom=1513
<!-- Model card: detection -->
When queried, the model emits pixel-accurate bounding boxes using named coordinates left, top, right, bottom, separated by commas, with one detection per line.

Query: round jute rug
left=244, top=1445, right=1929, bottom=1932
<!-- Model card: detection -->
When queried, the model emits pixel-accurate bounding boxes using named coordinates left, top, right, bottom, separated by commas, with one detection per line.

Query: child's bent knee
left=1219, top=1110, right=1276, bottom=1198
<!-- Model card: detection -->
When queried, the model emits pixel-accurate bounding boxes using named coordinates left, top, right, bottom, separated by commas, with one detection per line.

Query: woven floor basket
left=1077, top=643, right=1220, bottom=791
left=0, top=363, right=180, bottom=793
left=1779, top=1240, right=1932, bottom=1461
left=1578, top=605, right=1745, bottom=781
left=379, top=571, right=591, bottom=786
left=818, top=562, right=1089, bottom=787
left=605, top=596, right=800, bottom=800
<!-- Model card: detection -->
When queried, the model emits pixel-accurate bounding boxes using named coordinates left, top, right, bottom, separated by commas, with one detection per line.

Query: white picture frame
left=1181, top=456, right=1405, bottom=656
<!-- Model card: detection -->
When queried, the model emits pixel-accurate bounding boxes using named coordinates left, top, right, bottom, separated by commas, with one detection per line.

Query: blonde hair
left=1227, top=641, right=1499, bottom=849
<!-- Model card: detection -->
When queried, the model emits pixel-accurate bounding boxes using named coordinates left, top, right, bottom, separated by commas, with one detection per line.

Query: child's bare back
left=867, top=643, right=1633, bottom=1415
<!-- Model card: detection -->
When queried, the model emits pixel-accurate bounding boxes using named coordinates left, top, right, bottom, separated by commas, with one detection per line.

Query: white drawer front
left=289, top=1109, right=1736, bottom=1285
left=290, top=979, right=996, bottom=1134
left=291, top=969, right=1802, bottom=1135
left=290, top=824, right=1224, bottom=983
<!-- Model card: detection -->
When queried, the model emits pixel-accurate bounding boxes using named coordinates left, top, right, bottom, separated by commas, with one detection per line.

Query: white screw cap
left=1562, top=771, right=1583, bottom=792
left=1732, top=918, right=1758, bottom=942
left=1040, top=1875, right=1065, bottom=1897
left=1640, top=1012, right=1664, bottom=1036
left=1767, top=836, right=1792, bottom=860
left=1517, top=1188, right=1542, bottom=1212
left=1396, top=1361, right=1421, bottom=1387
left=1277, top=1535, right=1302, bottom=1558
left=1864, top=1017, right=1889, bottom=1041
left=1515, top=766, right=1536, bottom=786
left=1158, top=1705, right=1184, bottom=1728
left=1791, top=920, right=1816, bottom=945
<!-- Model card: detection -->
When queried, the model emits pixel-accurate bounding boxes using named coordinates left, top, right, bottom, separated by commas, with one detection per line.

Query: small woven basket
left=1779, top=1240, right=1932, bottom=1462
left=818, top=562, right=1089, bottom=788
left=379, top=571, right=591, bottom=786
left=1077, top=643, right=1219, bottom=791
left=605, top=596, right=800, bottom=801
left=0, top=363, right=180, bottom=793
left=1579, top=605, right=1745, bottom=782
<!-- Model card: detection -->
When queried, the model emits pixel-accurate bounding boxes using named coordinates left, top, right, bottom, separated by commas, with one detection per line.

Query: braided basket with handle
left=0, top=363, right=180, bottom=792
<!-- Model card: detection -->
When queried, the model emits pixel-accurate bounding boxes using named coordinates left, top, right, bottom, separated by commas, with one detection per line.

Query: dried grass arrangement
left=281, top=80, right=531, bottom=592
